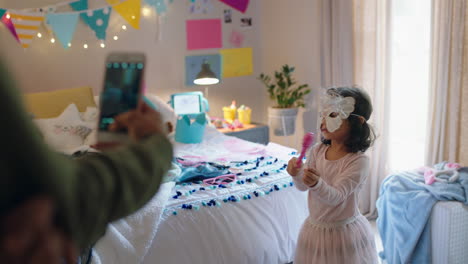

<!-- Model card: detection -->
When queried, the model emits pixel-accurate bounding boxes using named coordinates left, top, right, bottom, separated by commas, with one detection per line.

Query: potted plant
left=258, top=64, right=311, bottom=136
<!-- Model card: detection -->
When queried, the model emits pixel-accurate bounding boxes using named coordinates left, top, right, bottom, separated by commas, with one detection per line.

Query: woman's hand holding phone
left=93, top=102, right=166, bottom=150
left=109, top=101, right=166, bottom=140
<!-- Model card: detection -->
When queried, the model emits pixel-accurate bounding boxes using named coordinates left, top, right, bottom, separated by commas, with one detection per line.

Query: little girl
left=287, top=87, right=378, bottom=264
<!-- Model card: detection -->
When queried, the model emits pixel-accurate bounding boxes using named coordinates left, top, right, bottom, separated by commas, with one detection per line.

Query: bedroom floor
left=370, top=220, right=384, bottom=264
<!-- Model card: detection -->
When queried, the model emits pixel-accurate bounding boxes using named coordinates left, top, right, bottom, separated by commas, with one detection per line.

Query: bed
left=24, top=89, right=309, bottom=264
left=92, top=127, right=309, bottom=264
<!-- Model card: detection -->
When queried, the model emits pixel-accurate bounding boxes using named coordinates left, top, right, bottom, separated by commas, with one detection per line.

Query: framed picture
left=241, top=17, right=252, bottom=27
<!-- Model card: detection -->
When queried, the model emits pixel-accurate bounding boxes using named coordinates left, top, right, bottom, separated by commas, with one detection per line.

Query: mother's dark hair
left=321, top=86, right=376, bottom=153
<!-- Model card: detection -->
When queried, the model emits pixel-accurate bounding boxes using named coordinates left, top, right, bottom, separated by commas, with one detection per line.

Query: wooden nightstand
left=217, top=123, right=269, bottom=145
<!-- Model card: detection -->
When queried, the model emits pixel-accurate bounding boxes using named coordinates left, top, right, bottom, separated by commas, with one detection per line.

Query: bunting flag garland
left=46, top=13, right=79, bottom=49
left=1, top=0, right=175, bottom=49
left=0, top=8, right=6, bottom=19
left=113, top=0, right=141, bottom=29
left=1, top=14, right=20, bottom=43
left=8, top=11, right=44, bottom=48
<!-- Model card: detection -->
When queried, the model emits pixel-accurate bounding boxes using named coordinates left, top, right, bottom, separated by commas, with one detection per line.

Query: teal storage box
left=175, top=113, right=207, bottom=144
left=170, top=92, right=209, bottom=144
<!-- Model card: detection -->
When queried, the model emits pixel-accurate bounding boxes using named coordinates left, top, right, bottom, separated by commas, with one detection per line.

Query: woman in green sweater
left=0, top=60, right=173, bottom=263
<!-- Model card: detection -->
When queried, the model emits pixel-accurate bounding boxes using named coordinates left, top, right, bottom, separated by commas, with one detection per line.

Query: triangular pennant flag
left=113, top=0, right=141, bottom=29
left=1, top=12, right=20, bottom=43
left=8, top=11, right=44, bottom=48
left=146, top=0, right=167, bottom=14
left=219, top=0, right=249, bottom=13
left=70, top=0, right=88, bottom=11
left=70, top=0, right=89, bottom=22
left=47, top=13, right=79, bottom=49
left=80, top=7, right=112, bottom=40
left=0, top=8, right=6, bottom=19
left=106, top=0, right=121, bottom=4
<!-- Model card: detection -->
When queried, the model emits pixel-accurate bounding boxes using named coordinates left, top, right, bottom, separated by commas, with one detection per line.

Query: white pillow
left=144, top=94, right=178, bottom=127
left=81, top=106, right=99, bottom=145
left=34, top=104, right=93, bottom=152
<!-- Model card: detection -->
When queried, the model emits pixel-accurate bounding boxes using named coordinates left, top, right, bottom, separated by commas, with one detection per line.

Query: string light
left=21, top=1, right=160, bottom=50
left=5, top=13, right=10, bottom=19
left=142, top=7, right=151, bottom=17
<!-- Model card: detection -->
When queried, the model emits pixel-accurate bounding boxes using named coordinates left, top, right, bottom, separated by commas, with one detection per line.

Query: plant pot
left=268, top=107, right=298, bottom=136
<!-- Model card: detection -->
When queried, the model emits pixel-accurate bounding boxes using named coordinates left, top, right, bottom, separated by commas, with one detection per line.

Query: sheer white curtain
left=426, top=0, right=466, bottom=165
left=319, top=0, right=391, bottom=218
left=319, top=0, right=354, bottom=88
left=352, top=0, right=391, bottom=219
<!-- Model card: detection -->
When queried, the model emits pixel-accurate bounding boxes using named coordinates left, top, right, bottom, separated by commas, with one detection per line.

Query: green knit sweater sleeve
left=0, top=61, right=173, bottom=249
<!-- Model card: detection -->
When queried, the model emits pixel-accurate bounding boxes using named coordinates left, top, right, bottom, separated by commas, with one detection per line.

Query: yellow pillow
left=24, top=87, right=96, bottom=119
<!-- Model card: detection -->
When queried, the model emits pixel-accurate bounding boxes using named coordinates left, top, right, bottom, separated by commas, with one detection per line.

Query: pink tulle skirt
left=294, top=215, right=378, bottom=264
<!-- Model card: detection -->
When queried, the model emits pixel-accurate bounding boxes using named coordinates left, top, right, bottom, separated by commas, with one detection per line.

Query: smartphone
left=97, top=52, right=146, bottom=143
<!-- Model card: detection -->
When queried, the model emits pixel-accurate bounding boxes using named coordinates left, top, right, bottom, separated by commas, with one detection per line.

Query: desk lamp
left=193, top=60, right=219, bottom=99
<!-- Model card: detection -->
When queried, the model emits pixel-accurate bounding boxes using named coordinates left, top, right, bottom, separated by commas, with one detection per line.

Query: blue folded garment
left=377, top=163, right=468, bottom=264
left=173, top=158, right=230, bottom=183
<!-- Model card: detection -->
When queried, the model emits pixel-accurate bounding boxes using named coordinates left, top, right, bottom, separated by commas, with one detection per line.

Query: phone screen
left=173, top=94, right=202, bottom=115
left=99, top=61, right=144, bottom=131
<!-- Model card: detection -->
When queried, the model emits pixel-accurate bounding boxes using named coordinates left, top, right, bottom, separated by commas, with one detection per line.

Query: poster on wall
left=185, top=54, right=222, bottom=86
left=220, top=48, right=252, bottom=78
left=229, top=30, right=244, bottom=47
left=240, top=17, right=252, bottom=27
left=186, top=19, right=222, bottom=50
left=224, top=9, right=232, bottom=23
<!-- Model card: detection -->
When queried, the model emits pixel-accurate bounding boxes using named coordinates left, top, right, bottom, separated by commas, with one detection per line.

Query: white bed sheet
left=143, top=128, right=308, bottom=264
left=92, top=127, right=308, bottom=264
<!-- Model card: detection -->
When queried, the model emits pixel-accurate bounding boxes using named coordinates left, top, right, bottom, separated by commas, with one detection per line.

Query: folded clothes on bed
left=174, top=157, right=230, bottom=183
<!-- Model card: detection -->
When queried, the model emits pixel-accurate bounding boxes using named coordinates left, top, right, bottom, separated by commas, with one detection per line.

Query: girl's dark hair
left=321, top=86, right=376, bottom=153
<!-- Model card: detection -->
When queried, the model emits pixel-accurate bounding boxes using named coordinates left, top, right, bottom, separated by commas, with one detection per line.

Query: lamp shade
left=194, top=61, right=219, bottom=85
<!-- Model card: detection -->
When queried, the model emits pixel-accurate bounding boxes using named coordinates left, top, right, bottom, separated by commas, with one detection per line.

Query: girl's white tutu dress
left=292, top=144, right=378, bottom=264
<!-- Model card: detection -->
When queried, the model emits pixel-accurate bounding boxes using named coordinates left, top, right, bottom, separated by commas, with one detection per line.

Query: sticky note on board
left=186, top=19, right=222, bottom=50
left=220, top=48, right=253, bottom=77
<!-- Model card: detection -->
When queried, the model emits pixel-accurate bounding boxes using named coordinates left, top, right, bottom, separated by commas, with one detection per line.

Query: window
left=388, top=0, right=431, bottom=171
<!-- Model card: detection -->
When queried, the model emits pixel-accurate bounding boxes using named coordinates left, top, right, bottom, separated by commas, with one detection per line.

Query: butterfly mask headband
left=319, top=91, right=356, bottom=132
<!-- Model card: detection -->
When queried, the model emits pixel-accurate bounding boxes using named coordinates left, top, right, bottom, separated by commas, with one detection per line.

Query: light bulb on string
left=68, top=43, right=72, bottom=48
left=6, top=13, right=10, bottom=19
left=122, top=25, right=127, bottom=30
left=142, top=7, right=151, bottom=17
left=37, top=33, right=42, bottom=38
left=83, top=44, right=88, bottom=49
left=113, top=36, right=118, bottom=41
left=50, top=38, right=55, bottom=43
left=100, top=42, right=106, bottom=48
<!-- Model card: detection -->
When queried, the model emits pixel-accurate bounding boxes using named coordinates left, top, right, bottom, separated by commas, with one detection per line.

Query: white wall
left=1, top=0, right=322, bottom=149
left=259, top=0, right=322, bottom=149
